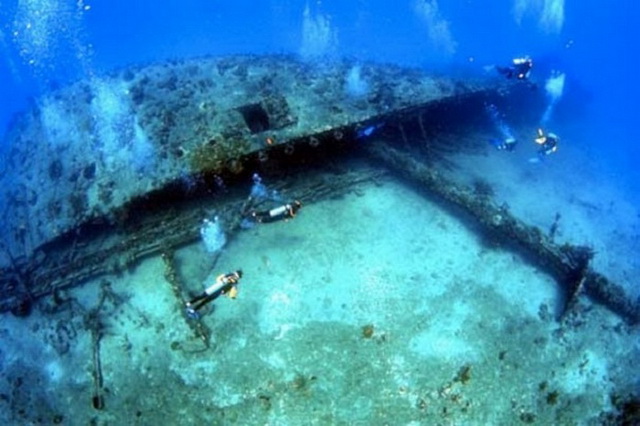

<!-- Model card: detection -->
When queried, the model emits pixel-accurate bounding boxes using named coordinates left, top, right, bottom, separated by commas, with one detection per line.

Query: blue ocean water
left=1, top=1, right=639, bottom=423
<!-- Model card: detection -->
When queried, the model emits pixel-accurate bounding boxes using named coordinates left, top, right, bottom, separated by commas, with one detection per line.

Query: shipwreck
left=0, top=55, right=637, bottom=326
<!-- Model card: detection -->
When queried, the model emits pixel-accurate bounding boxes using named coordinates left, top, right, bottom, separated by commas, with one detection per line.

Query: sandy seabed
left=1, top=137, right=639, bottom=425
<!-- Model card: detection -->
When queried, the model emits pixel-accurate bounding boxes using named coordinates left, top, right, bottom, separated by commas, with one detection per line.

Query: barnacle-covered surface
left=0, top=55, right=501, bottom=265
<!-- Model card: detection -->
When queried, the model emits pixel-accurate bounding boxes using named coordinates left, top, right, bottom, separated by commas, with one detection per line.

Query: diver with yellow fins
left=185, top=270, right=243, bottom=318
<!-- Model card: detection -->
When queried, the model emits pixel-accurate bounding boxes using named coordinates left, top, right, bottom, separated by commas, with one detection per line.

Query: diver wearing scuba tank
left=185, top=270, right=243, bottom=317
left=534, top=128, right=559, bottom=157
left=251, top=200, right=302, bottom=223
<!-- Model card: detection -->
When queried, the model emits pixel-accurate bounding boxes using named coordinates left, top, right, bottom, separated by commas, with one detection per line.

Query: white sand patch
left=409, top=299, right=479, bottom=362
left=472, top=251, right=558, bottom=317
left=124, top=256, right=177, bottom=320
left=213, top=175, right=569, bottom=353
left=388, top=354, right=418, bottom=398
left=556, top=349, right=611, bottom=406
left=259, top=282, right=304, bottom=335
left=210, top=383, right=245, bottom=408
left=231, top=180, right=488, bottom=337
left=172, top=359, right=219, bottom=387
left=44, top=360, right=64, bottom=382
left=260, top=351, right=288, bottom=370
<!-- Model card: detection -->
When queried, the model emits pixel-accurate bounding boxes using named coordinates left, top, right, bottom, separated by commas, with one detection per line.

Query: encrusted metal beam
left=366, top=141, right=640, bottom=324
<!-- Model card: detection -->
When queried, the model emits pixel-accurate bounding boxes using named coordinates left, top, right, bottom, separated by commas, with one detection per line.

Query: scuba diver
left=534, top=128, right=559, bottom=158
left=485, top=103, right=517, bottom=152
left=185, top=270, right=243, bottom=318
left=242, top=173, right=302, bottom=225
left=250, top=200, right=302, bottom=223
left=490, top=136, right=517, bottom=152
left=497, top=56, right=533, bottom=80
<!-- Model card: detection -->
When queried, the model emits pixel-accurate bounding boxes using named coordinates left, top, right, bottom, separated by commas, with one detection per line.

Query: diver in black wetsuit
left=185, top=270, right=243, bottom=317
left=490, top=136, right=518, bottom=152
left=250, top=200, right=302, bottom=224
left=497, top=56, right=533, bottom=80
left=534, top=128, right=559, bottom=158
